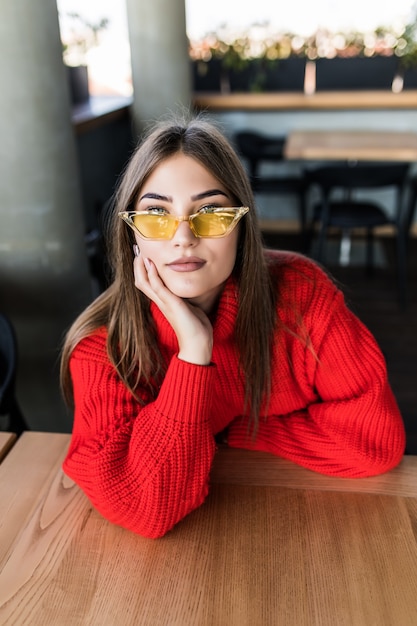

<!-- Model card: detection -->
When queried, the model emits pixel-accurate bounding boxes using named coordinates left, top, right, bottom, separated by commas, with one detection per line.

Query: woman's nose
left=172, top=219, right=197, bottom=245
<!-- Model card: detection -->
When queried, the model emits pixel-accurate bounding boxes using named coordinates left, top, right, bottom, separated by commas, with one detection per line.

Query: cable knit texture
left=63, top=251, right=406, bottom=538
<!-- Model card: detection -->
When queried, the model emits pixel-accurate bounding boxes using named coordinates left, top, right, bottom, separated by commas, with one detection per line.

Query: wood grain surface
left=193, top=91, right=417, bottom=111
left=284, top=130, right=417, bottom=162
left=0, top=432, right=16, bottom=463
left=1, top=433, right=416, bottom=625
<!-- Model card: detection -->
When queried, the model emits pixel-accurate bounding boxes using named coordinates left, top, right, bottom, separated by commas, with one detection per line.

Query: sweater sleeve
left=228, top=265, right=406, bottom=478
left=63, top=337, right=216, bottom=538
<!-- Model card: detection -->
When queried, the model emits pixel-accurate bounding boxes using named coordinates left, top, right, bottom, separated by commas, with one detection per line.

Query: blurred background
left=1, top=0, right=417, bottom=451
left=57, top=0, right=415, bottom=97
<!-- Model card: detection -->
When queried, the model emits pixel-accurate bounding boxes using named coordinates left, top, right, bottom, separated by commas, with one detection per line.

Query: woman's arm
left=228, top=269, right=406, bottom=477
left=63, top=250, right=219, bottom=539
left=63, top=342, right=216, bottom=538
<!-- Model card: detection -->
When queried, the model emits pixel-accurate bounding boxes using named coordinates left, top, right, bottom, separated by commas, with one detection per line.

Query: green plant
left=61, top=12, right=109, bottom=67
left=395, top=16, right=417, bottom=68
left=189, top=22, right=416, bottom=65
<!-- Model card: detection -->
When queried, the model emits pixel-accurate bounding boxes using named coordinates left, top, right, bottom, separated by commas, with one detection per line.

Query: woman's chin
left=171, top=287, right=202, bottom=300
left=162, top=276, right=202, bottom=299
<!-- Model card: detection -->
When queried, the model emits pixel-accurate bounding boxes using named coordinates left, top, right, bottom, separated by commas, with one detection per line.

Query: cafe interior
left=1, top=1, right=417, bottom=623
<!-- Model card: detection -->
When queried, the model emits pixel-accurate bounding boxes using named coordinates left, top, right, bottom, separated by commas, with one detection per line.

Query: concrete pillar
left=0, top=0, right=93, bottom=430
left=125, top=0, right=192, bottom=134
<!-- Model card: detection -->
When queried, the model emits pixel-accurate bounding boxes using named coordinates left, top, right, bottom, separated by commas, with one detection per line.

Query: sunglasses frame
left=118, top=206, right=249, bottom=240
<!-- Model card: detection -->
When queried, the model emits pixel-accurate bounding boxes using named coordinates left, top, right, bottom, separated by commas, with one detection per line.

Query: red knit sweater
left=63, top=251, right=405, bottom=538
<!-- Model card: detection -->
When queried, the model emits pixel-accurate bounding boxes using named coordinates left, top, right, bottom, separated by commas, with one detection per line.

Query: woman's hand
left=133, top=252, right=213, bottom=366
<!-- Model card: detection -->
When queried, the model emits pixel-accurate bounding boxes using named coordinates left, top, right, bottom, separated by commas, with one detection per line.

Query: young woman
left=61, top=115, right=406, bottom=539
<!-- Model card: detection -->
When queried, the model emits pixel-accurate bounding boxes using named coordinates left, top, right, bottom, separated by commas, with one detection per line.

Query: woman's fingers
left=134, top=254, right=200, bottom=324
left=134, top=254, right=178, bottom=313
left=133, top=252, right=213, bottom=365
left=135, top=256, right=166, bottom=302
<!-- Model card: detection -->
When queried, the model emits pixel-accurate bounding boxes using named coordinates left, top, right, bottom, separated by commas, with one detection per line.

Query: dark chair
left=234, top=130, right=308, bottom=250
left=85, top=198, right=113, bottom=294
left=0, top=314, right=29, bottom=436
left=305, top=163, right=412, bottom=307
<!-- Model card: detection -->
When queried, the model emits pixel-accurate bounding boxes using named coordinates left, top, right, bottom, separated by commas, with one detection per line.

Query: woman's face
left=134, top=153, right=240, bottom=313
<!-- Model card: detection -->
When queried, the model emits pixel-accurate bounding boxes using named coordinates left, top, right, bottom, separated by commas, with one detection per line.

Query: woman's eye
left=146, top=207, right=168, bottom=215
left=199, top=205, right=220, bottom=214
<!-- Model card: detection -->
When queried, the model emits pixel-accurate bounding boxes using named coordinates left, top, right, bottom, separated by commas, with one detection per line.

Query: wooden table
left=193, top=91, right=417, bottom=112
left=0, top=432, right=16, bottom=463
left=284, top=129, right=417, bottom=162
left=1, top=432, right=417, bottom=625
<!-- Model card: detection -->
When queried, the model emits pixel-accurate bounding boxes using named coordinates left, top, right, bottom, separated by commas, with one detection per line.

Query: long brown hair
left=60, top=113, right=277, bottom=431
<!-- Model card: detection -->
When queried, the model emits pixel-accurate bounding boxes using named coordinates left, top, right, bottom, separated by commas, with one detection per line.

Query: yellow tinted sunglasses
left=118, top=206, right=249, bottom=240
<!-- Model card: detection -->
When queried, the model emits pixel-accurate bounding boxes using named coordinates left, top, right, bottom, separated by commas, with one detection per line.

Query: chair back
left=305, top=163, right=413, bottom=307
left=0, top=314, right=27, bottom=435
left=234, top=131, right=286, bottom=177
left=307, top=163, right=409, bottom=192
left=0, top=314, right=17, bottom=411
left=403, top=174, right=417, bottom=233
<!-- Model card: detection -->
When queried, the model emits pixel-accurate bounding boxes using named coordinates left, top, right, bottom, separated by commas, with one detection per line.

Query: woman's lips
left=167, top=257, right=206, bottom=272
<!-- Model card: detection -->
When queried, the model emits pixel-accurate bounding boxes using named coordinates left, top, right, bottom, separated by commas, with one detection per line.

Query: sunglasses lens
left=120, top=207, right=248, bottom=239
left=131, top=214, right=177, bottom=239
left=192, top=211, right=237, bottom=237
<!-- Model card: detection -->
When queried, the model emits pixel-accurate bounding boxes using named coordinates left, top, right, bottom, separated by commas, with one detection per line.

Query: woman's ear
left=133, top=244, right=140, bottom=257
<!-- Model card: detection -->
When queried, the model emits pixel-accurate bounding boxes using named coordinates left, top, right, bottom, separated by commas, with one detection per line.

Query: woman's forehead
left=138, top=153, right=230, bottom=199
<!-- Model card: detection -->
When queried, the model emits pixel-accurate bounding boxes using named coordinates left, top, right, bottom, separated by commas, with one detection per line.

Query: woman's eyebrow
left=139, top=189, right=228, bottom=202
left=139, top=192, right=171, bottom=202
left=191, top=189, right=228, bottom=201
